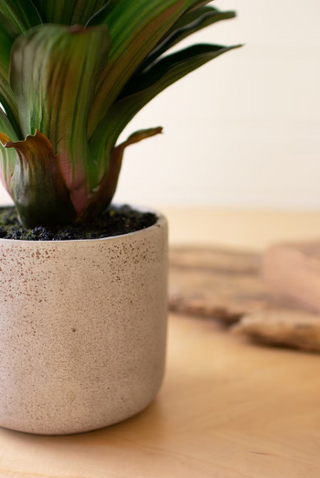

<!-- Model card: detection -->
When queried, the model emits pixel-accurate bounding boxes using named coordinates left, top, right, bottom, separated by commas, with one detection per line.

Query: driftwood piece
left=263, top=241, right=320, bottom=313
left=169, top=247, right=296, bottom=324
left=169, top=247, right=320, bottom=353
left=233, top=310, right=320, bottom=353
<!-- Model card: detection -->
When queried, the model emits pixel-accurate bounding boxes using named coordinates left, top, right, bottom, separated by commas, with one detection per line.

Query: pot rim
left=0, top=203, right=167, bottom=245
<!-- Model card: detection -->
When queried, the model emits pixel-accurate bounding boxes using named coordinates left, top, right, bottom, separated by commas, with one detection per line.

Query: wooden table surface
left=1, top=208, right=320, bottom=478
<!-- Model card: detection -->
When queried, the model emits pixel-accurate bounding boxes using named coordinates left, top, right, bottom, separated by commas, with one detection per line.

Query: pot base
left=0, top=380, right=163, bottom=436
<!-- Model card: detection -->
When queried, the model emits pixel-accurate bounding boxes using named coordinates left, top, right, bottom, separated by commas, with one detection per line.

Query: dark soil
left=0, top=205, right=157, bottom=241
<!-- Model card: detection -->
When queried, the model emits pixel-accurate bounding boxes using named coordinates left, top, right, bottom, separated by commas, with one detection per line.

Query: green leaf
left=90, top=43, right=241, bottom=179
left=81, top=127, right=163, bottom=221
left=85, top=1, right=111, bottom=26
left=167, top=6, right=230, bottom=31
left=0, top=130, right=77, bottom=228
left=10, top=23, right=110, bottom=215
left=188, top=1, right=212, bottom=12
left=87, top=0, right=210, bottom=137
left=0, top=12, right=21, bottom=138
left=0, top=0, right=42, bottom=33
left=32, top=0, right=107, bottom=26
left=134, top=6, right=236, bottom=75
left=0, top=109, right=19, bottom=193
left=0, top=110, right=18, bottom=143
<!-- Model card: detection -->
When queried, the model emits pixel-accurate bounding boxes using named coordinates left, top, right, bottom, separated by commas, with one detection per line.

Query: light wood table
left=1, top=208, right=320, bottom=478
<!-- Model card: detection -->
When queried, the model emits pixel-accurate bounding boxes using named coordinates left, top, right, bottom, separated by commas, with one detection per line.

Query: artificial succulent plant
left=0, top=0, right=240, bottom=228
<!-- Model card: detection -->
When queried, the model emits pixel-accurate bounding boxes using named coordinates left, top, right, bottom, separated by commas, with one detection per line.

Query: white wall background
left=1, top=0, right=319, bottom=209
left=115, top=0, right=320, bottom=210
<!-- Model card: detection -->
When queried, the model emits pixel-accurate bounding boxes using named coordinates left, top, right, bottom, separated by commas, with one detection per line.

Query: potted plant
left=0, top=0, right=240, bottom=435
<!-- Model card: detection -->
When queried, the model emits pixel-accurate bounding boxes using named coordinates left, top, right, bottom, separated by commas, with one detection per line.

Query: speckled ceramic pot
left=0, top=208, right=168, bottom=435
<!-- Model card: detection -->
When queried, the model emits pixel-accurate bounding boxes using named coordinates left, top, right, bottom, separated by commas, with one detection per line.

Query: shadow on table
left=0, top=394, right=168, bottom=445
